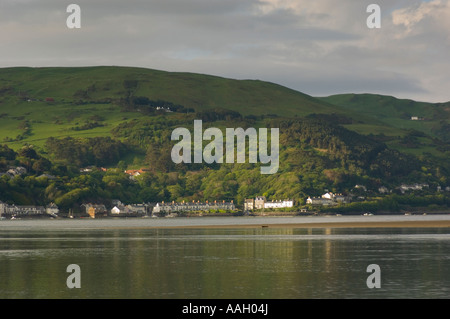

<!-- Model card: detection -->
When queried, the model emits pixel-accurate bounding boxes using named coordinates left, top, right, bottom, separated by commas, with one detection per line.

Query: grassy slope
left=0, top=66, right=339, bottom=113
left=0, top=66, right=345, bottom=150
left=319, top=93, right=450, bottom=158
left=318, top=93, right=449, bottom=135
left=0, top=66, right=448, bottom=160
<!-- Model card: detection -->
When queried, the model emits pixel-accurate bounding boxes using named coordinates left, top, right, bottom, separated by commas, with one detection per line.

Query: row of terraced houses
left=0, top=201, right=59, bottom=218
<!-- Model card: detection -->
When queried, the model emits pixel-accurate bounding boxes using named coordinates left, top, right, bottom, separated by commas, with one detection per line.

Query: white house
left=399, top=183, right=429, bottom=193
left=307, top=192, right=350, bottom=206
left=245, top=196, right=294, bottom=210
left=354, top=185, right=367, bottom=192
left=111, top=206, right=121, bottom=215
left=263, top=200, right=294, bottom=209
left=378, top=186, right=389, bottom=194
left=1, top=166, right=27, bottom=178
left=306, top=197, right=336, bottom=206
left=45, top=203, right=59, bottom=216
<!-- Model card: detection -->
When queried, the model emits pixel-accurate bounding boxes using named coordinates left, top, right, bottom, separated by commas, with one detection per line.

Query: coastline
left=173, top=219, right=450, bottom=229
left=2, top=214, right=450, bottom=230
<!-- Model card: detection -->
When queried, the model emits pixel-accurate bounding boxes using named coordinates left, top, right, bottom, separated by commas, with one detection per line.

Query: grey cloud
left=0, top=0, right=448, bottom=102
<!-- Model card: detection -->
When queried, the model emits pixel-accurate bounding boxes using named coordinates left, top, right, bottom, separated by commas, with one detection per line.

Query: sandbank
left=171, top=219, right=450, bottom=229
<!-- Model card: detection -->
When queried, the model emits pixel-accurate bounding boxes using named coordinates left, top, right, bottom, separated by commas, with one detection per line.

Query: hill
left=319, top=93, right=450, bottom=139
left=0, top=66, right=346, bottom=150
left=319, top=93, right=450, bottom=158
left=0, top=66, right=449, bottom=213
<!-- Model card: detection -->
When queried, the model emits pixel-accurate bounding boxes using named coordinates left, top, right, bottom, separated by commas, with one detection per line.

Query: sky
left=0, top=0, right=449, bottom=103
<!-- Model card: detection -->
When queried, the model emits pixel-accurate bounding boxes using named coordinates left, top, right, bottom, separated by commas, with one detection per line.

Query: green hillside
left=0, top=66, right=449, bottom=213
left=319, top=93, right=450, bottom=158
left=0, top=66, right=345, bottom=149
left=319, top=93, right=450, bottom=138
left=1, top=66, right=448, bottom=159
left=0, top=66, right=337, bottom=113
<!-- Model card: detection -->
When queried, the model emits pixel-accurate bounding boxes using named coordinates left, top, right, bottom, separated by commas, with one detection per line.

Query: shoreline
left=171, top=220, right=450, bottom=229
left=2, top=214, right=450, bottom=230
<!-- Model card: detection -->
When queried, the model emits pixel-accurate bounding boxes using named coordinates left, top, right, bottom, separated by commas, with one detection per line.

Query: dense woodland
left=1, top=107, right=449, bottom=213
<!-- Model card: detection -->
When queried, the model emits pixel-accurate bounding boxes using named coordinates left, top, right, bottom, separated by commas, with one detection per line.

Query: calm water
left=1, top=216, right=449, bottom=299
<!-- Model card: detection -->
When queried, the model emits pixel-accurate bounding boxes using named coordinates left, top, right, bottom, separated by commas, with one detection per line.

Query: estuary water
left=1, top=215, right=449, bottom=299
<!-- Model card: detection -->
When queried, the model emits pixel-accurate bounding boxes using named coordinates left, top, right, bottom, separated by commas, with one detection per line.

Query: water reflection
left=0, top=227, right=449, bottom=298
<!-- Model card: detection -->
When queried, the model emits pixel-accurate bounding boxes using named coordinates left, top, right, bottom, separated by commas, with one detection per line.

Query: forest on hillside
left=1, top=109, right=449, bottom=213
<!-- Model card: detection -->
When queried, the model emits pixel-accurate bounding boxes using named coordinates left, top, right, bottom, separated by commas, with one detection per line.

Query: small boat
left=363, top=212, right=373, bottom=216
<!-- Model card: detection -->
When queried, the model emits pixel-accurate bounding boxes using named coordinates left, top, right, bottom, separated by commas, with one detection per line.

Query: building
left=81, top=203, right=107, bottom=218
left=306, top=192, right=350, bottom=206
left=244, top=199, right=254, bottom=211
left=306, top=197, right=336, bottom=206
left=152, top=200, right=236, bottom=215
left=124, top=169, right=145, bottom=176
left=398, top=183, right=429, bottom=194
left=111, top=206, right=121, bottom=215
left=0, top=166, right=27, bottom=179
left=0, top=201, right=7, bottom=217
left=263, top=199, right=294, bottom=209
left=0, top=201, right=58, bottom=217
left=46, top=203, right=59, bottom=216
left=254, top=196, right=266, bottom=209
left=80, top=166, right=108, bottom=173
left=354, top=185, right=367, bottom=192
left=378, top=186, right=389, bottom=194
left=110, top=200, right=149, bottom=216
left=244, top=196, right=294, bottom=210
left=126, top=203, right=147, bottom=215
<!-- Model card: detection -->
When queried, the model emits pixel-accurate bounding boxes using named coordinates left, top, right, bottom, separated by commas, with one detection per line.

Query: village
left=1, top=165, right=450, bottom=219
left=0, top=196, right=293, bottom=219
left=2, top=179, right=450, bottom=219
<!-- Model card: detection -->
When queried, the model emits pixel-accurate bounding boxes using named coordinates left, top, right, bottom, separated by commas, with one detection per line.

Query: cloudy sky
left=1, top=0, right=449, bottom=102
